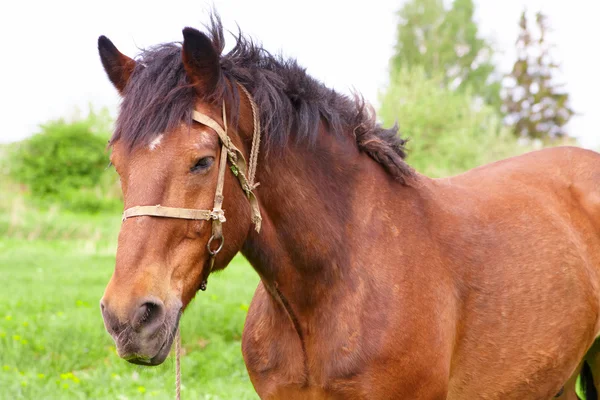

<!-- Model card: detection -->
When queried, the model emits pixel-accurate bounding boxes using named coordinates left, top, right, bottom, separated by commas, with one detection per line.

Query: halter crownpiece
left=121, top=85, right=263, bottom=263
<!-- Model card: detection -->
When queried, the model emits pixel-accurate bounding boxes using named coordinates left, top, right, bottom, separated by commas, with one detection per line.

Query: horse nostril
left=99, top=299, right=122, bottom=335
left=132, top=300, right=165, bottom=332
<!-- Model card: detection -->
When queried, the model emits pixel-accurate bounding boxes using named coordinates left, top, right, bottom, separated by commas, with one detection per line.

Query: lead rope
left=175, top=328, right=181, bottom=400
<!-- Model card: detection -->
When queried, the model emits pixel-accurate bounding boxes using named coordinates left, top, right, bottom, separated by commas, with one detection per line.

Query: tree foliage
left=379, top=67, right=531, bottom=178
left=503, top=11, right=575, bottom=139
left=391, top=0, right=501, bottom=110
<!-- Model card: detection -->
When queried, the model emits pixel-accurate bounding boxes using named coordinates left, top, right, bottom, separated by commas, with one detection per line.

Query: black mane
left=112, top=14, right=413, bottom=182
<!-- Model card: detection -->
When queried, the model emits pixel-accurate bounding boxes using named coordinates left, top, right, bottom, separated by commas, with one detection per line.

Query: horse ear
left=98, top=36, right=136, bottom=95
left=182, top=27, right=221, bottom=97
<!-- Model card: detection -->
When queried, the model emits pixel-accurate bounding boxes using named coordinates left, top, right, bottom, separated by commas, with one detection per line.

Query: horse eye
left=191, top=156, right=214, bottom=173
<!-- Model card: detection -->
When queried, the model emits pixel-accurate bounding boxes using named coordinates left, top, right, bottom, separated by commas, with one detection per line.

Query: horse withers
left=98, top=15, right=600, bottom=399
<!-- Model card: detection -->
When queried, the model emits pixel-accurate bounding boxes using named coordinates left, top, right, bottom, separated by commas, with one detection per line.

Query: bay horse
left=98, top=15, right=600, bottom=399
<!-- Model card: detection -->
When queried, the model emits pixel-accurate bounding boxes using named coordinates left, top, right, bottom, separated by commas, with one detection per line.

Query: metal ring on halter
left=207, top=235, right=224, bottom=256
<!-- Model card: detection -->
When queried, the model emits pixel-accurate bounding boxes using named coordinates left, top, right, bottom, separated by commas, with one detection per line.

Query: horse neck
left=240, top=123, right=393, bottom=313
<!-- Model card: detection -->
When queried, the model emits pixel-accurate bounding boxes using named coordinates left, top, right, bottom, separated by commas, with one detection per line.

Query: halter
left=121, top=86, right=263, bottom=288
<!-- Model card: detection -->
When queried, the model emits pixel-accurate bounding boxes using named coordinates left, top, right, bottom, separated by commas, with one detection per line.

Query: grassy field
left=0, top=236, right=260, bottom=399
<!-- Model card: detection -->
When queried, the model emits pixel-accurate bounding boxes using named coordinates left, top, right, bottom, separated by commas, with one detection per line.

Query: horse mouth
left=124, top=313, right=181, bottom=366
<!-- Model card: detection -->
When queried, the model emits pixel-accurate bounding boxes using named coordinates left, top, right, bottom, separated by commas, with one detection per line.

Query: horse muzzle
left=100, top=296, right=182, bottom=366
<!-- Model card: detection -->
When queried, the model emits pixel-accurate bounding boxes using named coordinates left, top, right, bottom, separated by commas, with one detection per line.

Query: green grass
left=0, top=238, right=260, bottom=399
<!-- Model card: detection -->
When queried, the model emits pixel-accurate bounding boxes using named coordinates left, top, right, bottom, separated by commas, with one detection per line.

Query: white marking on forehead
left=148, top=134, right=163, bottom=151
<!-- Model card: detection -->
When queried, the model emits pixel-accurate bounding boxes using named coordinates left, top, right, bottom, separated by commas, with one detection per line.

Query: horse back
left=446, top=146, right=600, bottom=237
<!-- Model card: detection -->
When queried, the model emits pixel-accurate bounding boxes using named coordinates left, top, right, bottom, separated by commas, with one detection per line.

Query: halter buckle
left=209, top=209, right=226, bottom=223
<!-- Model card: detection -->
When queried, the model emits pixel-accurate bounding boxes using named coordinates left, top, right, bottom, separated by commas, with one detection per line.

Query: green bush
left=379, top=66, right=532, bottom=177
left=10, top=120, right=108, bottom=195
left=8, top=110, right=121, bottom=213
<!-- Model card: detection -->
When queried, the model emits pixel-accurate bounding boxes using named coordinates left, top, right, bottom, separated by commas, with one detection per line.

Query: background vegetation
left=0, top=0, right=588, bottom=399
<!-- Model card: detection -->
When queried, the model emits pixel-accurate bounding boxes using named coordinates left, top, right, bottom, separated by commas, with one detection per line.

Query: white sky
left=0, top=0, right=597, bottom=149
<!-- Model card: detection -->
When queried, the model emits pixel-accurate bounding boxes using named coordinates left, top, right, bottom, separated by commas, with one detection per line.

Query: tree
left=391, top=0, right=501, bottom=111
left=503, top=10, right=575, bottom=140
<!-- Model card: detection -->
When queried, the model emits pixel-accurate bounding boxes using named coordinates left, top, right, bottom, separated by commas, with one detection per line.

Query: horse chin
left=122, top=312, right=181, bottom=366
left=125, top=334, right=174, bottom=366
